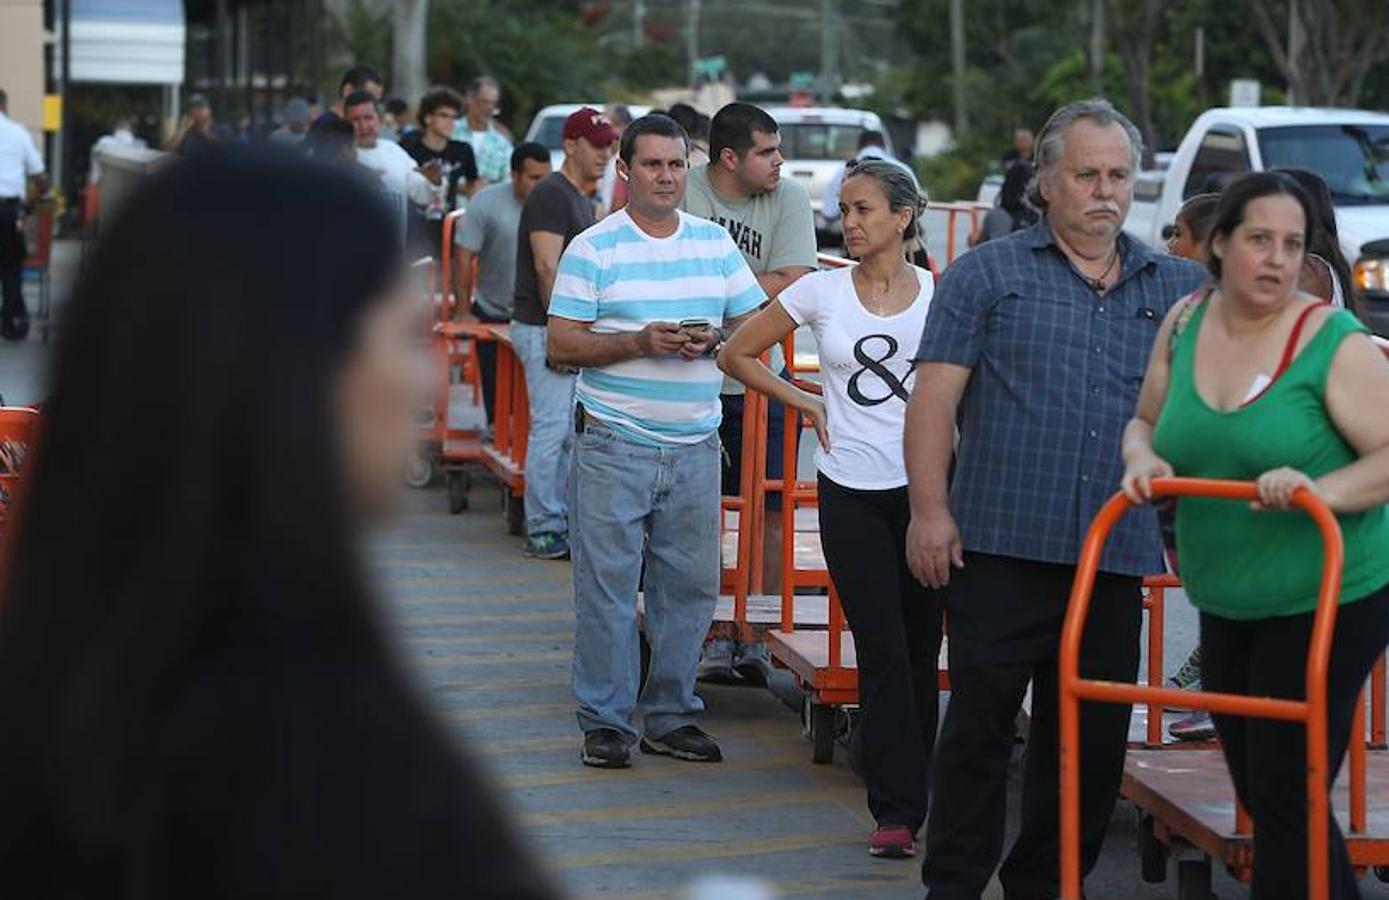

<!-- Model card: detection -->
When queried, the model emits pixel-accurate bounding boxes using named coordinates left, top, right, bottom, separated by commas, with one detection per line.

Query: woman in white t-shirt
left=719, top=160, right=940, bottom=861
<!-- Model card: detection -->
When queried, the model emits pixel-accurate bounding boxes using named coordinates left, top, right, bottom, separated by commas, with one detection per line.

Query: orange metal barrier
left=1060, top=478, right=1344, bottom=900
left=0, top=407, right=41, bottom=581
left=478, top=323, right=528, bottom=535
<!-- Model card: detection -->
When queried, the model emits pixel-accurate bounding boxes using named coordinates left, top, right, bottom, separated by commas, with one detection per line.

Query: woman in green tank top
left=1120, top=172, right=1389, bottom=898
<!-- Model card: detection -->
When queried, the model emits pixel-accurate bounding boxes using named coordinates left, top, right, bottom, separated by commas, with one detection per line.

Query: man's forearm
left=904, top=390, right=956, bottom=517
left=756, top=267, right=812, bottom=300
left=535, top=266, right=558, bottom=311
left=548, top=326, right=642, bottom=368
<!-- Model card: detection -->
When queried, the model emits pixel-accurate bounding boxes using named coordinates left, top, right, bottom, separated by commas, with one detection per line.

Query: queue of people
left=1, top=71, right=1385, bottom=898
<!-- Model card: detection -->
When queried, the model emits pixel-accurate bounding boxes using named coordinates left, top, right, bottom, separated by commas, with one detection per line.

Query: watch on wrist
left=704, top=326, right=726, bottom=357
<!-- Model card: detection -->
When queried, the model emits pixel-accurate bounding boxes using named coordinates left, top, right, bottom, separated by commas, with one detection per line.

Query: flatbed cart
left=407, top=212, right=491, bottom=514
left=1060, top=477, right=1389, bottom=900
left=22, top=201, right=55, bottom=343
left=478, top=322, right=528, bottom=535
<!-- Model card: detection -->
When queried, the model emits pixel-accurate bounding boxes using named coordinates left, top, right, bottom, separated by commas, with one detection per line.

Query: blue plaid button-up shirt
left=915, top=221, right=1206, bottom=576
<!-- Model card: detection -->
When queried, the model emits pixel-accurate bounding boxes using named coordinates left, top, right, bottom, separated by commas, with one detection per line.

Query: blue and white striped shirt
left=549, top=210, right=765, bottom=445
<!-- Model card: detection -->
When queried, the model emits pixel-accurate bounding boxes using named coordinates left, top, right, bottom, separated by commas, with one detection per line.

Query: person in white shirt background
left=719, top=159, right=942, bottom=861
left=344, top=91, right=445, bottom=243
left=88, top=115, right=147, bottom=184
left=0, top=87, right=46, bottom=341
left=821, top=131, right=919, bottom=235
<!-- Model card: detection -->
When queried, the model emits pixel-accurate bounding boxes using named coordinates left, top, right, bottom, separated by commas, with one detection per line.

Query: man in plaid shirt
left=905, top=99, right=1204, bottom=899
left=452, top=76, right=514, bottom=184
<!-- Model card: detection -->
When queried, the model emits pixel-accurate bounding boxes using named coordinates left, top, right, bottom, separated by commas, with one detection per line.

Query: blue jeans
left=570, top=418, right=721, bottom=739
left=511, top=321, right=575, bottom=538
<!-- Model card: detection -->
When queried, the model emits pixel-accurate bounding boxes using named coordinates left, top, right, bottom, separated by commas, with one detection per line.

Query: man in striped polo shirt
left=548, top=114, right=765, bottom=769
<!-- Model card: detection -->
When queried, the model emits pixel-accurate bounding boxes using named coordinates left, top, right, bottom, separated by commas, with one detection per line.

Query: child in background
left=1161, top=192, right=1220, bottom=742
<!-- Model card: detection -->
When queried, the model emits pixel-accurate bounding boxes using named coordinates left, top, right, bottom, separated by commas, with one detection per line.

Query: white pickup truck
left=1124, top=106, right=1389, bottom=332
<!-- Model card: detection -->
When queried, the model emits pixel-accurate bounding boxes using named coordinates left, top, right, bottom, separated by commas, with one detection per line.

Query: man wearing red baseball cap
left=509, top=106, right=616, bottom=560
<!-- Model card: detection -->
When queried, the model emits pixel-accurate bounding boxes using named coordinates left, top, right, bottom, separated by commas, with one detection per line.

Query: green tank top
left=1152, top=302, right=1389, bottom=620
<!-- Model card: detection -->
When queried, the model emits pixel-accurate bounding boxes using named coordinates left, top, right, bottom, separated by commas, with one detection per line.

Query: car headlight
left=1355, top=258, right=1389, bottom=294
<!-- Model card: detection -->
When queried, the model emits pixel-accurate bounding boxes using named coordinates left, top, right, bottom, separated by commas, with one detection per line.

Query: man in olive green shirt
left=681, top=102, right=817, bottom=684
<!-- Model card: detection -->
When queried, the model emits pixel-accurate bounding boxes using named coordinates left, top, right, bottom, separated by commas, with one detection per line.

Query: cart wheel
left=1176, top=857, right=1212, bottom=900
left=447, top=472, right=470, bottom=514
left=505, top=492, right=525, bottom=536
left=1376, top=866, right=1389, bottom=884
left=806, top=701, right=835, bottom=764
left=1139, top=815, right=1168, bottom=883
left=404, top=450, right=436, bottom=489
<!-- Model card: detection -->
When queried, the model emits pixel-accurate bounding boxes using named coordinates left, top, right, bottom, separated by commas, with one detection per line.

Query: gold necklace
left=855, top=261, right=912, bottom=315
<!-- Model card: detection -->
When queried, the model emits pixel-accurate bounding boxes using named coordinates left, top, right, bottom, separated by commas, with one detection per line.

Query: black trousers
left=1202, top=584, right=1389, bottom=900
left=924, top=552, right=1141, bottom=899
left=818, top=475, right=943, bottom=833
left=470, top=303, right=507, bottom=425
left=0, top=200, right=25, bottom=324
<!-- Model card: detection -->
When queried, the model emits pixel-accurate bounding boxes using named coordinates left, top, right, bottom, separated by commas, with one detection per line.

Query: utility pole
left=1286, top=0, right=1304, bottom=104
left=687, top=0, right=701, bottom=87
left=393, top=0, right=430, bottom=109
left=634, top=0, right=645, bottom=48
left=949, top=0, right=966, bottom=137
left=1089, top=0, right=1104, bottom=94
left=820, top=0, right=840, bottom=102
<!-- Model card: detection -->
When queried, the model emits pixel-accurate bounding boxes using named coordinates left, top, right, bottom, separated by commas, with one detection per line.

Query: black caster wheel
left=805, top=700, right=835, bottom=764
left=1139, top=814, right=1168, bottom=883
left=1176, top=856, right=1212, bottom=900
left=505, top=492, right=525, bottom=536
left=446, top=471, right=470, bottom=514
left=1375, top=866, right=1389, bottom=883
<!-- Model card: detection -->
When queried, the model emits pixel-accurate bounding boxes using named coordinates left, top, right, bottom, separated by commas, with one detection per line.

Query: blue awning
left=59, top=0, right=186, bottom=85
left=74, top=0, right=185, bottom=26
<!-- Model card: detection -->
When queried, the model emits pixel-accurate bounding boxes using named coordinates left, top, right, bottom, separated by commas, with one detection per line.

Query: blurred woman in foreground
left=0, top=148, right=555, bottom=898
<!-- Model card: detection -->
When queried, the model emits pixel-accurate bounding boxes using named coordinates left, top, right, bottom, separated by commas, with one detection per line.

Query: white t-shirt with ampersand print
left=777, top=265, right=934, bottom=490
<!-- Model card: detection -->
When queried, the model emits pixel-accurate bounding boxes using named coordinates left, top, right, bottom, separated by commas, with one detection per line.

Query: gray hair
left=843, top=159, right=928, bottom=240
left=467, top=76, right=499, bottom=96
left=1027, top=98, right=1143, bottom=210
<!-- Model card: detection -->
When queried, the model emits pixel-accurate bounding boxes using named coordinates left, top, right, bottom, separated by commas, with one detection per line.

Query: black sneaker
left=640, top=725, right=723, bottom=763
left=581, top=728, right=631, bottom=768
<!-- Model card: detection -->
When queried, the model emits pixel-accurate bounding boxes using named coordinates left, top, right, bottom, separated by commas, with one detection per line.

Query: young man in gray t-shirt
left=454, top=142, right=552, bottom=423
left=679, top=102, right=817, bottom=684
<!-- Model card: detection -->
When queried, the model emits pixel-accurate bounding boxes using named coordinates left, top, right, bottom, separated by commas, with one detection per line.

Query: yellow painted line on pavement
left=416, top=648, right=570, bottom=666
left=502, top=750, right=808, bottom=789
left=395, top=610, right=574, bottom=627
left=399, top=629, right=572, bottom=646
left=549, top=829, right=860, bottom=870
left=520, top=787, right=840, bottom=827
left=440, top=702, right=574, bottom=722
left=384, top=571, right=571, bottom=588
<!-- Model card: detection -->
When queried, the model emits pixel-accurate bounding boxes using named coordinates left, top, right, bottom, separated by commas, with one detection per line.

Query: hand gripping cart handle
left=1058, top=477, right=1345, bottom=900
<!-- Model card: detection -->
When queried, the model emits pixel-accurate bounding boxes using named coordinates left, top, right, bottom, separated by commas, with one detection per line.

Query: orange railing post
left=1059, top=478, right=1343, bottom=900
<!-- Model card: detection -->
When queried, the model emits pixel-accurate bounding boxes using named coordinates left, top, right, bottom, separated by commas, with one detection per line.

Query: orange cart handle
left=1059, top=477, right=1344, bottom=900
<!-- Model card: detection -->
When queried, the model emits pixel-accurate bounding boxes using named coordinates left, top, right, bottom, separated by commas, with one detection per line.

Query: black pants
left=1202, top=584, right=1389, bottom=900
left=818, top=475, right=943, bottom=833
left=471, top=303, right=507, bottom=425
left=0, top=200, right=25, bottom=324
left=924, top=552, right=1141, bottom=899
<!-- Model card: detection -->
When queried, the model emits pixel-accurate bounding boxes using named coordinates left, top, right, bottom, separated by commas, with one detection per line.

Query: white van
left=523, top=103, right=651, bottom=171
left=766, top=107, right=893, bottom=235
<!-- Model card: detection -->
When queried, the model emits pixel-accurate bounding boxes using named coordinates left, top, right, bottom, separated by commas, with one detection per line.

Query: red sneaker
left=869, top=824, right=916, bottom=858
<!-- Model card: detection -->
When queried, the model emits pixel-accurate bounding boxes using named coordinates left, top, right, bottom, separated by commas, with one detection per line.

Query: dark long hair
left=0, top=148, right=550, bottom=897
left=1276, top=167, right=1356, bottom=302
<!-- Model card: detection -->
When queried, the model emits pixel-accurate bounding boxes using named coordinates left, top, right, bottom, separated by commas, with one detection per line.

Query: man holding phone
left=548, top=114, right=764, bottom=769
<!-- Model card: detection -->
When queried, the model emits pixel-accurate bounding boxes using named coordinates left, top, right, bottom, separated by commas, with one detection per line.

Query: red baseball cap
left=563, top=107, right=618, bottom=147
